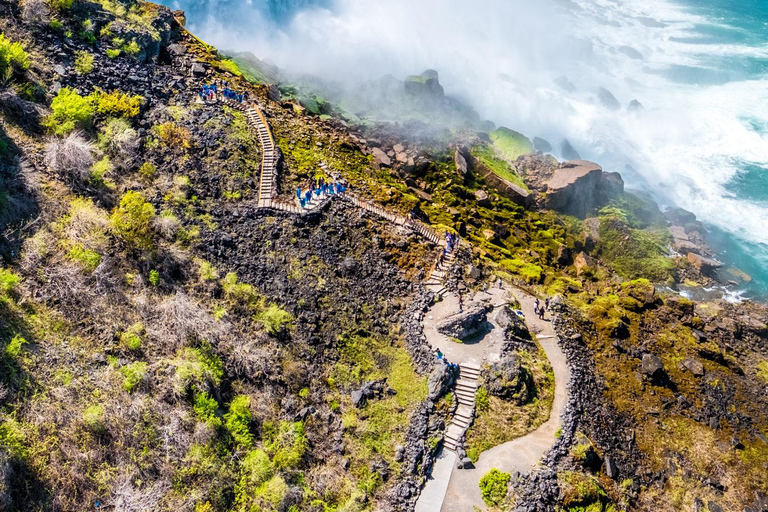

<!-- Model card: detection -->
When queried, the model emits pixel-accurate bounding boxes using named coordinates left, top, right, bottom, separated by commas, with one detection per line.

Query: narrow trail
left=415, top=289, right=570, bottom=512
left=218, top=95, right=570, bottom=511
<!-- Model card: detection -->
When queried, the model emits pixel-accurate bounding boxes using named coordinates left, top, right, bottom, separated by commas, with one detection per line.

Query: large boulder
left=483, top=355, right=533, bottom=404
left=641, top=353, right=664, bottom=379
left=404, top=70, right=445, bottom=101
left=543, top=160, right=623, bottom=218
left=436, top=304, right=492, bottom=340
left=597, top=87, right=621, bottom=111
left=455, top=147, right=469, bottom=179
left=687, top=252, right=722, bottom=275
left=427, top=363, right=456, bottom=400
left=496, top=306, right=531, bottom=341
left=371, top=147, right=392, bottom=167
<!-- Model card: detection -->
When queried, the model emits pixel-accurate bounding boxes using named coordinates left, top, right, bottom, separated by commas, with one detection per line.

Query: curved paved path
left=416, top=287, right=570, bottom=512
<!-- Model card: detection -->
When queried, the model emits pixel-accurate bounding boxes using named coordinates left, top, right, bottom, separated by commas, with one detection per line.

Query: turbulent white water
left=167, top=0, right=768, bottom=288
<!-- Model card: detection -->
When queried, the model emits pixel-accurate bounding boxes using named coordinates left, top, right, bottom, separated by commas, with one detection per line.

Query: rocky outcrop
left=483, top=355, right=533, bottom=404
left=560, top=139, right=581, bottom=161
left=404, top=70, right=445, bottom=102
left=533, top=137, right=552, bottom=153
left=436, top=304, right=492, bottom=340
left=597, top=87, right=621, bottom=111
left=454, top=146, right=469, bottom=180
left=427, top=362, right=457, bottom=400
left=543, top=160, right=624, bottom=218
left=468, top=153, right=532, bottom=207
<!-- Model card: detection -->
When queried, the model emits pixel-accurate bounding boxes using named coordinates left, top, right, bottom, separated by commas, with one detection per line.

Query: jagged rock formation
left=542, top=160, right=624, bottom=218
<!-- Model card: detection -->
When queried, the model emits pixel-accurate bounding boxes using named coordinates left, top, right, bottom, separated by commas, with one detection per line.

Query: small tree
left=110, top=190, right=155, bottom=249
left=479, top=468, right=511, bottom=507
left=44, top=131, right=94, bottom=184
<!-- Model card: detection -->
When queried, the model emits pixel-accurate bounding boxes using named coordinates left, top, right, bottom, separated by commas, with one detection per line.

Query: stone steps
left=443, top=363, right=482, bottom=452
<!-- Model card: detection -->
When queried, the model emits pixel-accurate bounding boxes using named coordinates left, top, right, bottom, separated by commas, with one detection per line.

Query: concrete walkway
left=415, top=287, right=570, bottom=512
left=414, top=449, right=457, bottom=512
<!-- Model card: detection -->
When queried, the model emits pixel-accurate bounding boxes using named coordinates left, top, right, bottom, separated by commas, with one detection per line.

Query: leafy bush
left=82, top=404, right=106, bottom=433
left=138, top=161, right=156, bottom=181
left=172, top=345, right=224, bottom=395
left=95, top=89, right=143, bottom=118
left=198, top=261, right=218, bottom=282
left=193, top=391, right=221, bottom=427
left=225, top=395, right=254, bottom=449
left=237, top=448, right=272, bottom=491
left=119, top=322, right=144, bottom=351
left=122, top=39, right=141, bottom=57
left=74, top=51, right=94, bottom=74
left=263, top=421, right=308, bottom=470
left=0, top=268, right=20, bottom=296
left=50, top=0, right=74, bottom=11
left=44, top=88, right=95, bottom=135
left=222, top=272, right=260, bottom=307
left=110, top=190, right=155, bottom=249
left=148, top=269, right=160, bottom=287
left=99, top=118, right=140, bottom=170
left=475, top=387, right=490, bottom=412
left=120, top=361, right=147, bottom=392
left=479, top=468, right=511, bottom=507
left=257, top=304, right=293, bottom=336
left=0, top=34, right=30, bottom=78
left=5, top=334, right=27, bottom=358
left=67, top=243, right=101, bottom=272
left=106, top=48, right=121, bottom=59
left=155, top=122, right=191, bottom=148
left=44, top=131, right=95, bottom=183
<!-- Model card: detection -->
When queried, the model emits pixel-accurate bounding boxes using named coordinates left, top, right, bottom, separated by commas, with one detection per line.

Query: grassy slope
left=490, top=127, right=533, bottom=161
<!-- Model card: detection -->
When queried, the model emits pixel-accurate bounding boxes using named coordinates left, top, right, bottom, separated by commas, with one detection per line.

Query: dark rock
left=533, top=137, right=552, bottom=153
left=351, top=389, right=365, bottom=408
left=597, top=87, right=621, bottom=111
left=544, top=160, right=619, bottom=218
left=404, top=70, right=444, bottom=101
left=455, top=147, right=469, bottom=179
left=267, top=84, right=281, bottom=102
left=682, top=357, right=705, bottom=377
left=427, top=363, right=456, bottom=401
left=559, top=139, right=581, bottom=161
left=436, top=304, right=491, bottom=340
left=628, top=99, right=644, bottom=112
left=687, top=252, right=722, bottom=275
left=604, top=455, right=619, bottom=479
left=474, top=189, right=491, bottom=207
left=190, top=62, right=206, bottom=76
left=641, top=353, right=664, bottom=378
left=707, top=501, right=724, bottom=512
left=483, top=355, right=533, bottom=404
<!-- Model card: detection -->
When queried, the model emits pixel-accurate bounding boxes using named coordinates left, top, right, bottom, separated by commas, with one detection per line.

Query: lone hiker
left=545, top=297, right=550, bottom=310
left=498, top=278, right=503, bottom=289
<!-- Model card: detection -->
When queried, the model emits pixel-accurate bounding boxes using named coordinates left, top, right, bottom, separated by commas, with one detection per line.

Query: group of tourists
left=434, top=348, right=458, bottom=371
left=198, top=80, right=248, bottom=103
left=534, top=297, right=550, bottom=320
left=296, top=176, right=346, bottom=209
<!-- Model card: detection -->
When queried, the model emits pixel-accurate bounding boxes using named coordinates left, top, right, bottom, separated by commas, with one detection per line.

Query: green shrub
left=106, top=48, right=121, bottom=59
left=237, top=448, right=272, bottom=491
left=257, top=304, right=293, bottom=336
left=263, top=421, right=308, bottom=470
left=138, top=161, right=156, bottom=181
left=0, top=33, right=30, bottom=77
left=173, top=345, right=224, bottom=395
left=5, top=334, right=27, bottom=358
left=155, top=122, right=191, bottom=148
left=475, top=387, right=490, bottom=412
left=225, top=395, right=254, bottom=449
left=193, top=391, right=221, bottom=428
left=74, top=51, right=94, bottom=74
left=95, top=89, right=143, bottom=118
left=0, top=268, right=21, bottom=295
left=90, top=156, right=112, bottom=187
left=216, top=58, right=243, bottom=76
left=82, top=404, right=106, bottom=433
left=479, top=468, right=511, bottom=507
left=50, top=0, right=74, bottom=11
left=122, top=39, right=141, bottom=57
left=120, top=361, right=147, bottom=392
left=67, top=243, right=101, bottom=272
left=222, top=272, right=260, bottom=307
left=148, top=269, right=160, bottom=287
left=198, top=261, right=218, bottom=282
left=44, top=87, right=95, bottom=135
left=110, top=190, right=155, bottom=249
left=119, top=322, right=144, bottom=351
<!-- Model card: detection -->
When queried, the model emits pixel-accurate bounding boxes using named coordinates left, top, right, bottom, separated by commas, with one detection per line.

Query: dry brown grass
left=44, top=132, right=94, bottom=184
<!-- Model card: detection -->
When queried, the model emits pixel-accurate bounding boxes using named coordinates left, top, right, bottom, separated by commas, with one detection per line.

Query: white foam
left=177, top=0, right=768, bottom=260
